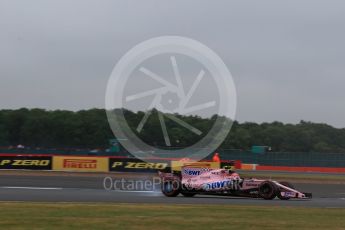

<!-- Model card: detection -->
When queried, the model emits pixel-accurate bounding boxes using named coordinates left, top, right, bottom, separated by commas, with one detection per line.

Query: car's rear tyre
left=162, top=180, right=180, bottom=197
left=259, top=181, right=278, bottom=200
left=277, top=181, right=295, bottom=200
left=181, top=192, right=196, bottom=197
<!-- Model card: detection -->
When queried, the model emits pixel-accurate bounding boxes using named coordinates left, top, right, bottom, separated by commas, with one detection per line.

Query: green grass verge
left=0, top=202, right=344, bottom=230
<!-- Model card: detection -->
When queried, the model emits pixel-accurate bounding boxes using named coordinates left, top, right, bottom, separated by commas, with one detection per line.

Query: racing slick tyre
left=181, top=192, right=196, bottom=197
left=277, top=181, right=295, bottom=200
left=259, top=181, right=278, bottom=200
left=162, top=180, right=180, bottom=197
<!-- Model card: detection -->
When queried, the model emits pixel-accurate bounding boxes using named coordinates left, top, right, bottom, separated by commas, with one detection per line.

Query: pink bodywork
left=181, top=167, right=241, bottom=191
left=178, top=166, right=310, bottom=199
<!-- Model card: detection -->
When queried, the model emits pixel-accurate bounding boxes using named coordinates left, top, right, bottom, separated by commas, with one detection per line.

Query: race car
left=158, top=166, right=312, bottom=200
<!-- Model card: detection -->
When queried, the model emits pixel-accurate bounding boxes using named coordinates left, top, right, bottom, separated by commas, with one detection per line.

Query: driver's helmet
left=223, top=165, right=235, bottom=173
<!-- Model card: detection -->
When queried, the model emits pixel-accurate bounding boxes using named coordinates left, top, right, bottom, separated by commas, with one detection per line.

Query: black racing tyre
left=181, top=192, right=196, bottom=197
left=277, top=181, right=295, bottom=200
left=259, top=181, right=278, bottom=200
left=161, top=180, right=180, bottom=197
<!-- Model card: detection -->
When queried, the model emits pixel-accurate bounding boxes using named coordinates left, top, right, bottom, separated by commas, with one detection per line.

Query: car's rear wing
left=170, top=160, right=236, bottom=172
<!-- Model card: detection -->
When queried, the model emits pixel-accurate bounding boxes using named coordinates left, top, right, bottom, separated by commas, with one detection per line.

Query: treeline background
left=0, top=108, right=345, bottom=153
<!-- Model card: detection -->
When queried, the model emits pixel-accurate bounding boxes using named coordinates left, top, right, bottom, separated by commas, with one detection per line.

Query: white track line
left=0, top=186, right=63, bottom=190
left=110, top=190, right=160, bottom=193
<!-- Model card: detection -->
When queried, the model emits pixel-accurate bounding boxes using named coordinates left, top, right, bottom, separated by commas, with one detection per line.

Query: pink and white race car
left=159, top=166, right=312, bottom=200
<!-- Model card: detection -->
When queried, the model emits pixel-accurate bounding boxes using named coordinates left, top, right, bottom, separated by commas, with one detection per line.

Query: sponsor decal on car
left=203, top=179, right=242, bottom=191
left=243, top=182, right=260, bottom=187
left=182, top=168, right=211, bottom=176
left=284, top=191, right=295, bottom=197
left=200, top=176, right=211, bottom=179
left=203, top=180, right=233, bottom=190
left=183, top=169, right=202, bottom=176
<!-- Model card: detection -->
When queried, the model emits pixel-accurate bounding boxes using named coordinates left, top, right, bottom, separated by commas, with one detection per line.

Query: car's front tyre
left=259, top=181, right=278, bottom=200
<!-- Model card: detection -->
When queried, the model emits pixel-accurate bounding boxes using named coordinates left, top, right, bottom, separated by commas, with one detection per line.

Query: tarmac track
left=0, top=171, right=344, bottom=208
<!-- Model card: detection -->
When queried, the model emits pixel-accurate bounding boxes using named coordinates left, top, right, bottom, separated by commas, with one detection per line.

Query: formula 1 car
left=158, top=166, right=312, bottom=200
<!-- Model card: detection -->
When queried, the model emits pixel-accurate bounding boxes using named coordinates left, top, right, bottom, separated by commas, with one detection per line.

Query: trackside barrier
left=240, top=163, right=258, bottom=171
left=3, top=154, right=344, bottom=173
left=0, top=154, right=238, bottom=173
left=240, top=163, right=345, bottom=173
left=255, top=165, right=345, bottom=173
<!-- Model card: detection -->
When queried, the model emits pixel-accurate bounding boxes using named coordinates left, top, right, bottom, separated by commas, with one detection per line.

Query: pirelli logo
left=63, top=159, right=97, bottom=169
left=53, top=156, right=108, bottom=172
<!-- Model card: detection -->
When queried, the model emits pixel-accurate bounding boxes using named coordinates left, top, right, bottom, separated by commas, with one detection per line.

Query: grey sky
left=1, top=0, right=345, bottom=127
